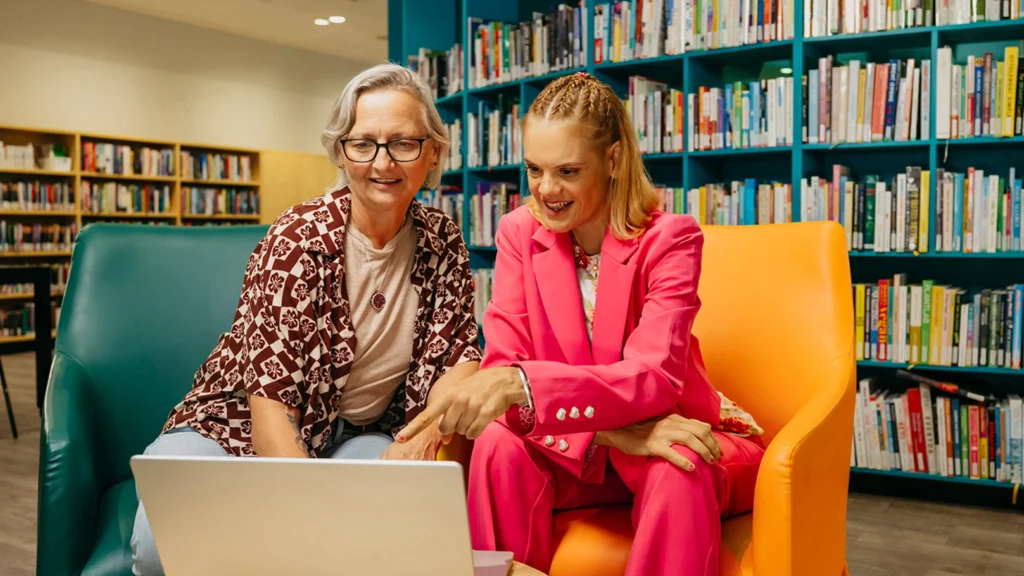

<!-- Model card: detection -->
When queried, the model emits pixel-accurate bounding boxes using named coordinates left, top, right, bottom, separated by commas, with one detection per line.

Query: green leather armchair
left=37, top=223, right=270, bottom=576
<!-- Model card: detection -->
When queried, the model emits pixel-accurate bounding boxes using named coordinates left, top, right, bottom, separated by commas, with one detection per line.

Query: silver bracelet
left=514, top=365, right=534, bottom=411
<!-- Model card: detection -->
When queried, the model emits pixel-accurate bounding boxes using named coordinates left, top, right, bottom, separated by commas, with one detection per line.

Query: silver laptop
left=130, top=455, right=478, bottom=576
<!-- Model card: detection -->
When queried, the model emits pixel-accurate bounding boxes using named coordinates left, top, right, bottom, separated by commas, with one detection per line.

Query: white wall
left=0, top=0, right=370, bottom=154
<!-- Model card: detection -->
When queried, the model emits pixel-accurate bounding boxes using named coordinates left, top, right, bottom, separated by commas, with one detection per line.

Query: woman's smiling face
left=522, top=116, right=617, bottom=235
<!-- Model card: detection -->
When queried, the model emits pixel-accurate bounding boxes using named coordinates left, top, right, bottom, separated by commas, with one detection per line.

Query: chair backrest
left=54, top=223, right=269, bottom=483
left=693, top=222, right=854, bottom=444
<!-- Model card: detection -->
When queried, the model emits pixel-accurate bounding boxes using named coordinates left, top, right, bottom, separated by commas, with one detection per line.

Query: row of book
left=180, top=151, right=255, bottom=182
left=803, top=166, right=931, bottom=252
left=0, top=180, right=74, bottom=212
left=656, top=181, right=794, bottom=224
left=417, top=186, right=464, bottom=231
left=472, top=268, right=495, bottom=324
left=0, top=302, right=61, bottom=338
left=467, top=3, right=588, bottom=90
left=0, top=222, right=76, bottom=253
left=81, top=182, right=173, bottom=215
left=0, top=142, right=38, bottom=170
left=81, top=142, right=175, bottom=177
left=409, top=45, right=463, bottom=99
left=182, top=187, right=259, bottom=217
left=804, top=57, right=930, bottom=145
left=594, top=0, right=794, bottom=62
left=933, top=167, right=1024, bottom=253
left=802, top=164, right=1024, bottom=254
left=470, top=182, right=521, bottom=247
left=627, top=76, right=685, bottom=154
left=689, top=76, right=796, bottom=151
left=853, top=374, right=1024, bottom=484
left=0, top=262, right=70, bottom=296
left=467, top=97, right=522, bottom=169
left=446, top=119, right=463, bottom=171
left=935, top=46, right=1022, bottom=140
left=853, top=275, right=1023, bottom=368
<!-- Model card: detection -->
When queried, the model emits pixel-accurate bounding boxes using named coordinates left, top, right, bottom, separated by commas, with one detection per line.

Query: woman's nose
left=372, top=145, right=396, bottom=171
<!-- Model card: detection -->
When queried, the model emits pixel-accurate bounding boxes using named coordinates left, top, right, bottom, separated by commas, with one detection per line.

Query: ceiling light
left=328, top=16, right=346, bottom=23
left=780, top=67, right=793, bottom=75
left=314, top=18, right=329, bottom=26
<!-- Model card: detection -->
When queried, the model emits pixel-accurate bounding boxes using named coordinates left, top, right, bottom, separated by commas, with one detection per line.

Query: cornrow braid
left=522, top=72, right=660, bottom=240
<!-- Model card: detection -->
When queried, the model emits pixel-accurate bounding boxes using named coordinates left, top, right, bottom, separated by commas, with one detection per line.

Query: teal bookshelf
left=390, top=1, right=1024, bottom=504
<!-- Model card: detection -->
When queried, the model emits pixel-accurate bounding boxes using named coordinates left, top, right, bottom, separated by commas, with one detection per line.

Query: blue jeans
left=130, top=425, right=393, bottom=576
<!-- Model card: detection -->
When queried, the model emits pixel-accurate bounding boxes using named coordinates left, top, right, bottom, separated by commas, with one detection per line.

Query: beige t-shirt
left=338, top=216, right=419, bottom=426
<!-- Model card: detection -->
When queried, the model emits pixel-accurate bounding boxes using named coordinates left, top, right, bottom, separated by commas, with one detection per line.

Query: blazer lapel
left=591, top=228, right=639, bottom=365
left=532, top=227, right=594, bottom=366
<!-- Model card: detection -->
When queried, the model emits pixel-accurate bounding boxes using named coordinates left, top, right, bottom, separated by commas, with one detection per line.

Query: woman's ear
left=607, top=140, right=622, bottom=177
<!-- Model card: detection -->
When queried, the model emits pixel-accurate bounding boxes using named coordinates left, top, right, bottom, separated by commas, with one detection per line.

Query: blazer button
left=544, top=435, right=554, bottom=446
left=196, top=412, right=206, bottom=423
left=584, top=406, right=595, bottom=418
left=556, top=408, right=567, bottom=421
left=569, top=407, right=580, bottom=419
left=558, top=439, right=569, bottom=452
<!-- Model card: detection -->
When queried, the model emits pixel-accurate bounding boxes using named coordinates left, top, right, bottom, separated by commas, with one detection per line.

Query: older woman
left=129, top=63, right=481, bottom=575
left=399, top=72, right=765, bottom=576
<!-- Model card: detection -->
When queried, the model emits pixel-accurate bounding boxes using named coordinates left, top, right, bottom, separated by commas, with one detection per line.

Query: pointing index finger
left=397, top=398, right=446, bottom=442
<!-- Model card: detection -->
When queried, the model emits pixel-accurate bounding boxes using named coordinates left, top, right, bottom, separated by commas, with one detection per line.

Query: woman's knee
left=471, top=421, right=532, bottom=467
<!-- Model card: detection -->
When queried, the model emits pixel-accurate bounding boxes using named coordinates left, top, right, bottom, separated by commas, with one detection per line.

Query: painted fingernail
left=710, top=457, right=716, bottom=464
left=688, top=464, right=695, bottom=471
left=397, top=433, right=405, bottom=442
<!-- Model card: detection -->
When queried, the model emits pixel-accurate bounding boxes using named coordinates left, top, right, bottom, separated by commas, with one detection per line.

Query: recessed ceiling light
left=329, top=16, right=346, bottom=23
left=780, top=67, right=793, bottom=74
left=314, top=18, right=329, bottom=26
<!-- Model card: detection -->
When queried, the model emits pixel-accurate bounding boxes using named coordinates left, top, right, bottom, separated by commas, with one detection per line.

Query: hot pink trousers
left=467, top=422, right=765, bottom=576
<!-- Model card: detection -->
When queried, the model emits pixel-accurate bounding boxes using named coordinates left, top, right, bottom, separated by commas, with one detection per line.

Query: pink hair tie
left=575, top=71, right=588, bottom=77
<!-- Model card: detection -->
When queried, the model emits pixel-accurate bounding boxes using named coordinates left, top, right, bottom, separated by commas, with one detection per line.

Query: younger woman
left=399, top=72, right=765, bottom=575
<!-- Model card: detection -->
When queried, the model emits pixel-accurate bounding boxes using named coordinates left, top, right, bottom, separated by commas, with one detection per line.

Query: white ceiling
left=78, top=0, right=389, bottom=63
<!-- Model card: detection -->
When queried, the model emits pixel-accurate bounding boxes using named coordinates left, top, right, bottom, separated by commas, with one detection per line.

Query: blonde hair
left=522, top=72, right=659, bottom=239
left=320, top=63, right=449, bottom=191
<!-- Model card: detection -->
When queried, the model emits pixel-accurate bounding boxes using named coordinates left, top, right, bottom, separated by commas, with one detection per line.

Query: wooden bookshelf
left=0, top=126, right=266, bottom=354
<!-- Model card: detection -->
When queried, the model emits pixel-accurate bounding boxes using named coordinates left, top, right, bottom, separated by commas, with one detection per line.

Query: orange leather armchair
left=447, top=221, right=856, bottom=576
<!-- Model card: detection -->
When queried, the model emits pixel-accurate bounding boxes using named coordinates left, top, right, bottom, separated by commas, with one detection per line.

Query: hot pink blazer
left=480, top=206, right=722, bottom=482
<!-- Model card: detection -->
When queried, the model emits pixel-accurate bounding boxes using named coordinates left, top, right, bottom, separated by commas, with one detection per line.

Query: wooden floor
left=1, top=353, right=1023, bottom=576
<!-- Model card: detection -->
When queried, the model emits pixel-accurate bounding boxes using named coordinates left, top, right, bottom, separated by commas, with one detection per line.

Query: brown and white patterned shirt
left=162, top=187, right=482, bottom=457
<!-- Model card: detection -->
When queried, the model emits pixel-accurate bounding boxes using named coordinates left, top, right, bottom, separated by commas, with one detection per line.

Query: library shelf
left=80, top=172, right=177, bottom=183
left=468, top=163, right=523, bottom=173
left=803, top=141, right=930, bottom=151
left=181, top=214, right=261, bottom=221
left=0, top=330, right=58, bottom=345
left=0, top=210, right=76, bottom=217
left=642, top=152, right=685, bottom=160
left=686, top=39, right=794, bottom=62
left=803, top=27, right=932, bottom=49
left=938, top=136, right=1024, bottom=147
left=850, top=467, right=1013, bottom=489
left=469, top=245, right=497, bottom=252
left=442, top=169, right=464, bottom=178
left=435, top=92, right=463, bottom=106
left=848, top=251, right=1024, bottom=258
left=82, top=212, right=177, bottom=219
left=180, top=179, right=260, bottom=187
left=0, top=252, right=73, bottom=258
left=0, top=291, right=63, bottom=301
left=857, top=360, right=1022, bottom=376
left=689, top=146, right=792, bottom=158
left=0, top=168, right=75, bottom=177
left=593, top=54, right=683, bottom=71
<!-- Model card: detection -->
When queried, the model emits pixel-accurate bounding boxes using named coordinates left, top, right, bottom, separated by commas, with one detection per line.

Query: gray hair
left=321, top=63, right=449, bottom=192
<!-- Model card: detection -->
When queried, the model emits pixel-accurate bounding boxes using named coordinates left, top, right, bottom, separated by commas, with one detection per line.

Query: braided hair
left=523, top=72, right=659, bottom=240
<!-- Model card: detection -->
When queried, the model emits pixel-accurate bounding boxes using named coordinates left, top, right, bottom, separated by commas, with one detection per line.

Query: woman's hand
left=596, top=414, right=722, bottom=471
left=380, top=421, right=452, bottom=461
left=398, top=367, right=526, bottom=442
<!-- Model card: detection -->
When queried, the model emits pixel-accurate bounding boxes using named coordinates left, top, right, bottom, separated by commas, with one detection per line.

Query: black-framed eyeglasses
left=338, top=137, right=430, bottom=163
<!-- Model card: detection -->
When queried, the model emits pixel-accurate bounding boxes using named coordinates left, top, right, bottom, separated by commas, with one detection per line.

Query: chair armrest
left=437, top=434, right=474, bottom=486
left=37, top=352, right=103, bottom=576
left=751, top=354, right=856, bottom=576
